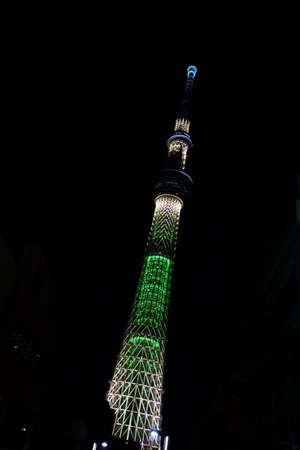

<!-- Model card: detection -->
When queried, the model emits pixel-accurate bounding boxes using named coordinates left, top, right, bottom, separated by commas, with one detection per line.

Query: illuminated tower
left=107, top=65, right=198, bottom=449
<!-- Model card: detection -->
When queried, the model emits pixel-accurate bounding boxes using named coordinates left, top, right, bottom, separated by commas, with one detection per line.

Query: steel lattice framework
left=107, top=195, right=182, bottom=448
left=107, top=66, right=197, bottom=450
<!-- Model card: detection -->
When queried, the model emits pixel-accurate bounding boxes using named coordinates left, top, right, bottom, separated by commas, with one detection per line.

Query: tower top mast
left=165, top=65, right=198, bottom=172
left=180, top=65, right=198, bottom=120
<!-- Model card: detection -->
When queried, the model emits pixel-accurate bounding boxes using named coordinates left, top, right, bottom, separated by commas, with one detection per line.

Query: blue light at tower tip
left=187, top=65, right=197, bottom=78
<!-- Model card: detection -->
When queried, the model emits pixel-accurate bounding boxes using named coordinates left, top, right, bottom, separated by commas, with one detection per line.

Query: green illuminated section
left=133, top=255, right=172, bottom=328
left=129, top=336, right=159, bottom=348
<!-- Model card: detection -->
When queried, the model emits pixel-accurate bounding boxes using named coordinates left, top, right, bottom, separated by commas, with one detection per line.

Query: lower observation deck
left=153, top=169, right=193, bottom=202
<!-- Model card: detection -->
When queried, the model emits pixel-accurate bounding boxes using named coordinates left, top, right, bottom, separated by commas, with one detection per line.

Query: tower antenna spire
left=181, top=65, right=198, bottom=119
left=166, top=65, right=198, bottom=171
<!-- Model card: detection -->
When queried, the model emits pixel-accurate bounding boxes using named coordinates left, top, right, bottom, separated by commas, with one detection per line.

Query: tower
left=107, top=65, right=198, bottom=449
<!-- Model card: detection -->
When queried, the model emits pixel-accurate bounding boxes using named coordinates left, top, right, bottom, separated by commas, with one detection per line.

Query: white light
left=92, top=442, right=98, bottom=450
left=101, top=442, right=108, bottom=448
left=163, top=436, right=170, bottom=450
left=155, top=194, right=183, bottom=212
left=150, top=430, right=159, bottom=441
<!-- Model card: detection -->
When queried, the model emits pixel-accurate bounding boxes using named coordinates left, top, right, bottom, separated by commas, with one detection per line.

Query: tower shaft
left=107, top=66, right=197, bottom=450
left=107, top=194, right=182, bottom=448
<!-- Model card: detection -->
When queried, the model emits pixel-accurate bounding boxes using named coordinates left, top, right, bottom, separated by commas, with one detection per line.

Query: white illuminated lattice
left=107, top=195, right=183, bottom=450
left=175, top=117, right=190, bottom=133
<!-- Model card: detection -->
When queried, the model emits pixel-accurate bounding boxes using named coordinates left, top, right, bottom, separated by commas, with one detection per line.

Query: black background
left=1, top=36, right=295, bottom=449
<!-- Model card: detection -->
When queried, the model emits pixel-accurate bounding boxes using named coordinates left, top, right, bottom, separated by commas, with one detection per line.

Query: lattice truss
left=107, top=195, right=183, bottom=449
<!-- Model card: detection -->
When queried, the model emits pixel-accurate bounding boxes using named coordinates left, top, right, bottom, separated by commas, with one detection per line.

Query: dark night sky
left=1, top=41, right=295, bottom=448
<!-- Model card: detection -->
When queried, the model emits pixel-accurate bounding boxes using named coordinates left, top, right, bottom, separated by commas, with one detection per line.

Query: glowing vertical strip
left=163, top=436, right=170, bottom=450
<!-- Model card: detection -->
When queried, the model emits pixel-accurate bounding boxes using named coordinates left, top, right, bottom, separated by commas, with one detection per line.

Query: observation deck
left=153, top=169, right=193, bottom=202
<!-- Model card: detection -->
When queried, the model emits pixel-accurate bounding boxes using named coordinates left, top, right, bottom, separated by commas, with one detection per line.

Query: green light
left=129, top=336, right=160, bottom=348
left=133, top=255, right=173, bottom=328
